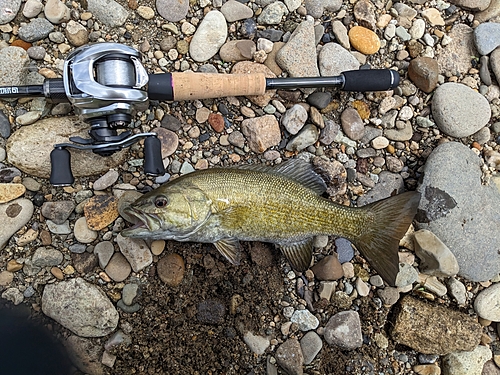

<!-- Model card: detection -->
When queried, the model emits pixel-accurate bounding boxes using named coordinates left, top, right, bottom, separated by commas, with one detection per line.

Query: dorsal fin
left=237, top=159, right=327, bottom=195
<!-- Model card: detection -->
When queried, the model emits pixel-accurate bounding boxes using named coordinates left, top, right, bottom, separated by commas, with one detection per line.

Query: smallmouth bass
left=121, top=159, right=420, bottom=286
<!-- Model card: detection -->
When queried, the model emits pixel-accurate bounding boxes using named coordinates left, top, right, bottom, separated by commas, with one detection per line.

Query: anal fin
left=279, top=238, right=314, bottom=272
left=214, top=238, right=242, bottom=265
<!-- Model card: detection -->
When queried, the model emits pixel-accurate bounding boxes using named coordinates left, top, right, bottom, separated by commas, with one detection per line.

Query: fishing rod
left=0, top=43, right=400, bottom=186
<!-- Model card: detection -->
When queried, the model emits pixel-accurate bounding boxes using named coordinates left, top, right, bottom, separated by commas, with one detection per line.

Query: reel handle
left=49, top=148, right=74, bottom=186
left=143, top=136, right=165, bottom=176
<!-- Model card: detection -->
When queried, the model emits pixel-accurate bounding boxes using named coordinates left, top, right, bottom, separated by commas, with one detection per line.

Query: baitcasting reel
left=0, top=42, right=400, bottom=186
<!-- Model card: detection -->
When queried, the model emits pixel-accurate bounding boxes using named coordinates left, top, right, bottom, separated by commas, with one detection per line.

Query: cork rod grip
left=170, top=72, right=267, bottom=101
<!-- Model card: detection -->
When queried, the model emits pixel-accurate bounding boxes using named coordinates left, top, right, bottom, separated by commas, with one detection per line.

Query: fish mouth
left=121, top=206, right=162, bottom=235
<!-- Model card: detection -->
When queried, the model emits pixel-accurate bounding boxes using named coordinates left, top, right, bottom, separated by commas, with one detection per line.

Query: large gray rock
left=416, top=142, right=500, bottom=282
left=276, top=17, right=319, bottom=93
left=0, top=47, right=30, bottom=87
left=42, top=278, right=119, bottom=337
left=431, top=82, right=490, bottom=138
left=0, top=198, right=34, bottom=250
left=436, top=24, right=477, bottom=77
left=0, top=0, right=21, bottom=24
left=6, top=117, right=128, bottom=179
left=87, top=0, right=128, bottom=27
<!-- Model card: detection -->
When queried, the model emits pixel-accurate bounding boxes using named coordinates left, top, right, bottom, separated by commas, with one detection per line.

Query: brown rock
left=348, top=26, right=380, bottom=55
left=157, top=253, right=185, bottom=287
left=0, top=183, right=26, bottom=204
left=105, top=253, right=131, bottom=282
left=11, top=40, right=32, bottom=50
left=264, top=42, right=285, bottom=76
left=72, top=252, right=99, bottom=274
left=40, top=229, right=52, bottom=246
left=51, top=266, right=64, bottom=280
left=408, top=57, right=439, bottom=93
left=391, top=296, right=482, bottom=355
left=84, top=195, right=119, bottom=231
left=6, top=260, right=23, bottom=272
left=311, top=255, right=343, bottom=281
left=153, top=127, right=179, bottom=157
left=241, top=115, right=281, bottom=153
left=208, top=113, right=225, bottom=133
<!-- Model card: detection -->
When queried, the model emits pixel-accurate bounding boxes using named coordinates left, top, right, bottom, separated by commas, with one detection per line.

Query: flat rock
left=93, top=170, right=119, bottom=191
left=18, top=18, right=54, bottom=42
left=290, top=309, right=319, bottom=331
left=6, top=117, right=128, bottom=179
left=94, top=241, right=115, bottom=269
left=116, top=233, right=152, bottom=273
left=84, top=195, right=119, bottom=231
left=189, top=11, right=227, bottom=63
left=241, top=115, right=281, bottom=153
left=391, top=296, right=482, bottom=355
left=42, top=277, right=119, bottom=337
left=157, top=253, right=185, bottom=287
left=413, top=229, right=459, bottom=277
left=156, top=0, right=188, bottom=22
left=0, top=47, right=30, bottom=87
left=105, top=253, right=131, bottom=282
left=474, top=283, right=500, bottom=321
left=318, top=42, right=359, bottom=77
left=0, top=0, right=21, bottom=23
left=415, top=142, right=500, bottom=282
left=74, top=217, right=98, bottom=244
left=220, top=0, right=253, bottom=22
left=0, top=183, right=26, bottom=204
left=87, top=0, right=128, bottom=27
left=32, top=247, right=63, bottom=267
left=0, top=198, right=34, bottom=250
left=442, top=345, right=492, bottom=375
left=408, top=57, right=439, bottom=93
left=300, top=331, right=322, bottom=365
left=275, top=338, right=303, bottom=375
left=437, top=24, right=477, bottom=77
left=431, top=83, right=490, bottom=138
left=324, top=310, right=363, bottom=349
left=474, top=22, right=500, bottom=56
left=243, top=331, right=270, bottom=355
left=276, top=17, right=319, bottom=93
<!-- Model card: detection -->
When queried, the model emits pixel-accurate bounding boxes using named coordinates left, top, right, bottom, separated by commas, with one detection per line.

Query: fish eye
left=154, top=196, right=168, bottom=208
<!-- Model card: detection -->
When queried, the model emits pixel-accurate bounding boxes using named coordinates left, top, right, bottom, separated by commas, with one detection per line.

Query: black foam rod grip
left=147, top=73, right=174, bottom=101
left=144, top=136, right=165, bottom=176
left=341, top=69, right=400, bottom=92
left=49, top=148, right=74, bottom=186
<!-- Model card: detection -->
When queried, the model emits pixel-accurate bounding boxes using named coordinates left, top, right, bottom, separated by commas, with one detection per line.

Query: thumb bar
left=147, top=69, right=399, bottom=102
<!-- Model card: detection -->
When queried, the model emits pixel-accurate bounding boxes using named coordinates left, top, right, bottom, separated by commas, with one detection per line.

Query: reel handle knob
left=50, top=147, right=74, bottom=186
left=143, top=136, right=165, bottom=176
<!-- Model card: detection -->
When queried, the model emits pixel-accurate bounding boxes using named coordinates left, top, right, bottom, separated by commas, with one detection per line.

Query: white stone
left=189, top=11, right=228, bottom=62
left=474, top=283, right=500, bottom=321
left=414, top=229, right=459, bottom=277
left=243, top=331, right=270, bottom=355
left=290, top=309, right=319, bottom=331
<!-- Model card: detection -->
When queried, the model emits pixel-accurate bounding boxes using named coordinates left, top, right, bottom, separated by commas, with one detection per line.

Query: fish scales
left=188, top=167, right=368, bottom=242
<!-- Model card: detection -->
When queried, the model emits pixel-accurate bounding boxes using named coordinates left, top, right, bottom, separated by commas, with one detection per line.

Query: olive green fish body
left=122, top=159, right=420, bottom=286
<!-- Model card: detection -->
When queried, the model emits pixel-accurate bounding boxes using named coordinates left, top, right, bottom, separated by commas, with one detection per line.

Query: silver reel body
left=62, top=43, right=149, bottom=121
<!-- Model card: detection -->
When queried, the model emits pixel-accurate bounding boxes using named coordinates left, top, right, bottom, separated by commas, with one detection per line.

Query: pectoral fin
left=214, top=238, right=242, bottom=265
left=279, top=239, right=314, bottom=272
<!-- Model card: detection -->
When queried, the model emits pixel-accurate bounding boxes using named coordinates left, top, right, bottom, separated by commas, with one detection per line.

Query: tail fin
left=353, top=191, right=421, bottom=287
